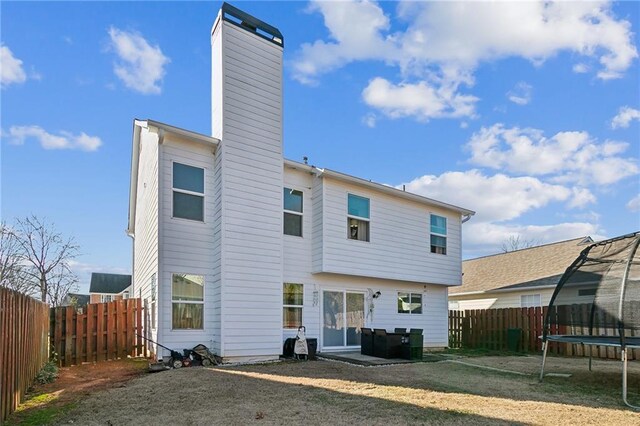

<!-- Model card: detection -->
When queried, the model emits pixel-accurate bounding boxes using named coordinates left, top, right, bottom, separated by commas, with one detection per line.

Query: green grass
left=8, top=402, right=77, bottom=426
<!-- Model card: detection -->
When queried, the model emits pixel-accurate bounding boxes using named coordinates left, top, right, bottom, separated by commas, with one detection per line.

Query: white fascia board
left=283, top=159, right=475, bottom=216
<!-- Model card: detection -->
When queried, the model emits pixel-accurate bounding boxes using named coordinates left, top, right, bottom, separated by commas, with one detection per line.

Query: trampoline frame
left=538, top=232, right=640, bottom=410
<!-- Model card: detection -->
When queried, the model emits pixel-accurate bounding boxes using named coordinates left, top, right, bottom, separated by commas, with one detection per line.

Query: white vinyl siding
left=312, top=177, right=463, bottom=285
left=520, top=293, right=541, bottom=308
left=212, top=19, right=284, bottom=359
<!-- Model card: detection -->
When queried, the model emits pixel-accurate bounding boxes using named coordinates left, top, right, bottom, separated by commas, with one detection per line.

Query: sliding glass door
left=322, top=290, right=365, bottom=348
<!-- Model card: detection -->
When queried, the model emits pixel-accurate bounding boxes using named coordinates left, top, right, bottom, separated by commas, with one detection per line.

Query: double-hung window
left=172, top=274, right=204, bottom=330
left=173, top=162, right=205, bottom=221
left=283, top=188, right=303, bottom=237
left=398, top=292, right=422, bottom=314
left=347, top=194, right=370, bottom=242
left=283, top=283, right=303, bottom=328
left=430, top=214, right=447, bottom=255
left=520, top=294, right=541, bottom=308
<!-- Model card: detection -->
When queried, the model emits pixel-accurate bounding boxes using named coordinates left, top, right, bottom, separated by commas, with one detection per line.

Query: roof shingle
left=451, top=237, right=593, bottom=295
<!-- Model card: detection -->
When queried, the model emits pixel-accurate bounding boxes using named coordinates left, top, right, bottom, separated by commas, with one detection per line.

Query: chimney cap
left=221, top=2, right=284, bottom=47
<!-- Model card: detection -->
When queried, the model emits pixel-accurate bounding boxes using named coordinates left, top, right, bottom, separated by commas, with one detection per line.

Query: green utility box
left=507, top=328, right=522, bottom=352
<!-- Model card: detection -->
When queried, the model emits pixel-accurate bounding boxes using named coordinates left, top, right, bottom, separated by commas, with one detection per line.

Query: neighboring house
left=126, top=3, right=474, bottom=362
left=89, top=273, right=132, bottom=304
left=61, top=293, right=90, bottom=307
left=449, top=237, right=594, bottom=310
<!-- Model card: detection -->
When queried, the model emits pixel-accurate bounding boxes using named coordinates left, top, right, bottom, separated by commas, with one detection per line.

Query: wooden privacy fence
left=1, top=288, right=50, bottom=422
left=51, top=298, right=147, bottom=367
left=449, top=304, right=640, bottom=360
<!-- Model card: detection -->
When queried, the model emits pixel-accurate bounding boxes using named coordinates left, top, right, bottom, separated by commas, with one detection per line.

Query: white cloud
left=398, top=169, right=603, bottom=256
left=4, top=125, right=102, bottom=151
left=107, top=27, right=169, bottom=95
left=362, top=113, right=377, bottom=128
left=627, top=195, right=640, bottom=213
left=463, top=221, right=603, bottom=256
left=466, top=124, right=639, bottom=186
left=1, top=44, right=27, bottom=88
left=293, top=1, right=637, bottom=122
left=506, top=82, right=532, bottom=106
left=362, top=77, right=478, bottom=121
left=611, top=106, right=640, bottom=129
left=572, top=63, right=589, bottom=73
left=400, top=170, right=571, bottom=223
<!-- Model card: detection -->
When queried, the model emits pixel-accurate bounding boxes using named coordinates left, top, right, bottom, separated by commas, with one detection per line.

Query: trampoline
left=539, top=231, right=640, bottom=409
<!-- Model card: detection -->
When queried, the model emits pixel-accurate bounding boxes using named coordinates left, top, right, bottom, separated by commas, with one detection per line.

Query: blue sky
left=2, top=1, right=639, bottom=293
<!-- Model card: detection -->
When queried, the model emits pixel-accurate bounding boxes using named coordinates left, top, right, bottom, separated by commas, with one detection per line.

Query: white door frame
left=320, top=288, right=367, bottom=351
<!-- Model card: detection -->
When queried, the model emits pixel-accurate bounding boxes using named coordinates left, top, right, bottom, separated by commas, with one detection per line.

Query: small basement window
left=348, top=194, right=370, bottom=242
left=398, top=292, right=422, bottom=314
left=283, top=283, right=303, bottom=328
left=283, top=187, right=303, bottom=237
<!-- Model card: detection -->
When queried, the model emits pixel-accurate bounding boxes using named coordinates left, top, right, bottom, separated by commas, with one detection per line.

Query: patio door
left=322, top=290, right=365, bottom=349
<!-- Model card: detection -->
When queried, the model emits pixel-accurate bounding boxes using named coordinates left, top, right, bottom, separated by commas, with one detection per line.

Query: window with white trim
left=283, top=187, right=303, bottom=237
left=101, top=294, right=113, bottom=303
left=348, top=194, right=370, bottom=242
left=398, top=292, right=422, bottom=314
left=430, top=214, right=447, bottom=255
left=173, top=162, right=204, bottom=221
left=172, top=274, right=204, bottom=329
left=283, top=283, right=303, bottom=328
left=520, top=294, right=541, bottom=308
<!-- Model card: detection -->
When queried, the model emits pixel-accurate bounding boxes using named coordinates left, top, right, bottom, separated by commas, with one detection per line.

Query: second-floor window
left=348, top=194, right=370, bottom=242
left=173, top=162, right=204, bottom=221
left=430, top=214, right=447, bottom=255
left=283, top=187, right=303, bottom=236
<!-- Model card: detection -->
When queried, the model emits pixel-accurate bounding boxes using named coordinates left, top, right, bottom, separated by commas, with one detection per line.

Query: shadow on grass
left=223, top=355, right=639, bottom=412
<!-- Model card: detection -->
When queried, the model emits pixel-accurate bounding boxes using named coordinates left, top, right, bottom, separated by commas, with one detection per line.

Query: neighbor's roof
left=450, top=236, right=594, bottom=296
left=89, top=273, right=132, bottom=294
left=64, top=293, right=90, bottom=306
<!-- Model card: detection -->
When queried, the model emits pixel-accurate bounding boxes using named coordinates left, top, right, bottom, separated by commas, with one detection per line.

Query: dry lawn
left=56, top=355, right=639, bottom=425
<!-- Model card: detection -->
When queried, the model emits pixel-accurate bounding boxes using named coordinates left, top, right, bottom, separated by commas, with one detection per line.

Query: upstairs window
left=283, top=283, right=303, bottom=328
left=430, top=214, right=447, bottom=255
left=398, top=292, right=422, bottom=314
left=283, top=188, right=303, bottom=237
left=173, top=162, right=204, bottom=221
left=348, top=194, right=370, bottom=242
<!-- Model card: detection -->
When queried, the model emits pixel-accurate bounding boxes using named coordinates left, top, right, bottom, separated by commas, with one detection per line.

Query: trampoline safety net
left=544, top=231, right=640, bottom=340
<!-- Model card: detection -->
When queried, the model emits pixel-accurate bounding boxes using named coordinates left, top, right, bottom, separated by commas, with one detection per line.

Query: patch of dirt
left=55, top=356, right=639, bottom=425
left=8, top=358, right=148, bottom=425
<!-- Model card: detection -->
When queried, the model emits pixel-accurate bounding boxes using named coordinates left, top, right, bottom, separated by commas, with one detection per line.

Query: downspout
left=461, top=214, right=472, bottom=224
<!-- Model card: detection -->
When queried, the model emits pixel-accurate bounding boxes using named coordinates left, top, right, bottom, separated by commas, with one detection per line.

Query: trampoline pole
left=622, top=348, right=640, bottom=410
left=539, top=341, right=548, bottom=382
left=588, top=345, right=592, bottom=372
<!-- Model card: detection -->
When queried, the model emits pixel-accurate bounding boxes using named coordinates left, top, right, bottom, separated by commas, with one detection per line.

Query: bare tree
left=46, top=265, right=79, bottom=307
left=12, top=215, right=80, bottom=304
left=501, top=235, right=540, bottom=253
left=0, top=222, right=37, bottom=295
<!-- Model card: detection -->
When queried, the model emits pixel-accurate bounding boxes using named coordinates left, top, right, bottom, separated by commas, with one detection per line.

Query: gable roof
left=450, top=236, right=593, bottom=296
left=90, top=273, right=132, bottom=294
left=63, top=293, right=90, bottom=306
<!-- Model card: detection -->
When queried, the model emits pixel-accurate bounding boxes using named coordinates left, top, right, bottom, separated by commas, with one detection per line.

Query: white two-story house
left=127, top=2, right=474, bottom=362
